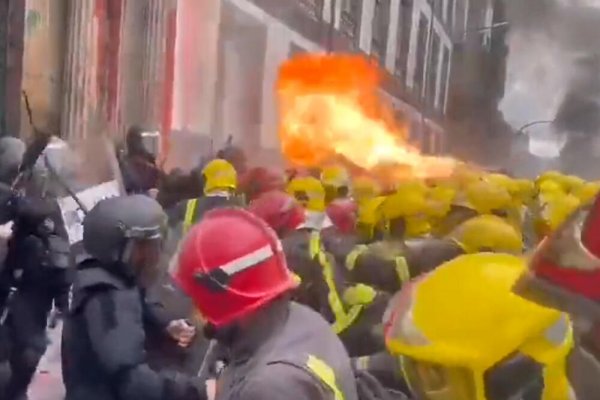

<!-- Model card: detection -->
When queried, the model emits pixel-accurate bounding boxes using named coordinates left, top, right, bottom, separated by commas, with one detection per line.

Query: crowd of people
left=1, top=127, right=600, bottom=399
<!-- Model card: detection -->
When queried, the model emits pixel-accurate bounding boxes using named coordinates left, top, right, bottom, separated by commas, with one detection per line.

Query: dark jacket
left=347, top=238, right=463, bottom=294
left=215, top=300, right=358, bottom=400
left=62, top=261, right=205, bottom=400
left=121, top=155, right=162, bottom=195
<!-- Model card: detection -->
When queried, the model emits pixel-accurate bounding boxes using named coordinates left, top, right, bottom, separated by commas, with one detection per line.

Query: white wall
left=173, top=0, right=221, bottom=136
left=227, top=0, right=321, bottom=151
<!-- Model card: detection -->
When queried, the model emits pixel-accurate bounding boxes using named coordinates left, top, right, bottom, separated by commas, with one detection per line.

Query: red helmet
left=174, top=208, right=298, bottom=328
left=240, top=167, right=286, bottom=201
left=248, top=190, right=305, bottom=237
left=326, top=198, right=358, bottom=234
left=514, top=193, right=600, bottom=319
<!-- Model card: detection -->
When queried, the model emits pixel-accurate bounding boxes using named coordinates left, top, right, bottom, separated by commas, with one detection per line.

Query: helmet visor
left=140, top=131, right=161, bottom=159
left=402, top=358, right=476, bottom=400
left=129, top=236, right=165, bottom=289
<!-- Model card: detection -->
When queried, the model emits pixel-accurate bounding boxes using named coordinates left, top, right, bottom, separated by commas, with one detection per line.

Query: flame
left=277, top=53, right=457, bottom=183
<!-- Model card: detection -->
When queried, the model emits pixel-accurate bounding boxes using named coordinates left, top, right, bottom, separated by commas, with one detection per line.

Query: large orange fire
left=277, top=53, right=457, bottom=182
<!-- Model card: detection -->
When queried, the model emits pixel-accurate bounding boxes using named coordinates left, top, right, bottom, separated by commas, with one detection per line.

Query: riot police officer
left=0, top=193, right=72, bottom=400
left=0, top=136, right=74, bottom=400
left=120, top=125, right=163, bottom=195
left=61, top=195, right=205, bottom=400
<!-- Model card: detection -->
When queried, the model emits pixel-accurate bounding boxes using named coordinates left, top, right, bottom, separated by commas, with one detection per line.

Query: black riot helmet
left=83, top=195, right=167, bottom=287
left=126, top=125, right=160, bottom=162
left=0, top=136, right=25, bottom=185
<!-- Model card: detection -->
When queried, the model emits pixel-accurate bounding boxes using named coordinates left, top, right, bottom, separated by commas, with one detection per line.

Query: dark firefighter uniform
left=182, top=159, right=242, bottom=234
left=282, top=227, right=389, bottom=357
left=216, top=300, right=359, bottom=400
left=62, top=195, right=205, bottom=400
left=174, top=207, right=359, bottom=400
left=344, top=238, right=464, bottom=294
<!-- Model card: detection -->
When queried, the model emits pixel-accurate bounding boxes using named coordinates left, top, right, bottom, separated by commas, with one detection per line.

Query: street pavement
left=29, top=322, right=64, bottom=400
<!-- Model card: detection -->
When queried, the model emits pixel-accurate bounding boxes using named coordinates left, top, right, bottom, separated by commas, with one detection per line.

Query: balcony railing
left=298, top=0, right=324, bottom=21
left=340, top=11, right=358, bottom=39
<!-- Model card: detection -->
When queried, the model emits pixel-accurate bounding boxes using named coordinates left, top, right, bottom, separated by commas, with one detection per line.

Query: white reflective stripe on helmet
left=218, top=244, right=275, bottom=276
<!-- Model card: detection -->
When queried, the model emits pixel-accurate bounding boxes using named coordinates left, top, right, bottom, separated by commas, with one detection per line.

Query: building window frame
left=298, top=0, right=325, bottom=22
left=340, top=0, right=362, bottom=45
left=371, top=0, right=391, bottom=64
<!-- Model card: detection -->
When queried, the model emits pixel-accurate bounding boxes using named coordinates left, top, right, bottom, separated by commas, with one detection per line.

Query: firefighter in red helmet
left=248, top=191, right=387, bottom=358
left=248, top=190, right=305, bottom=237
left=327, top=198, right=358, bottom=235
left=513, top=194, right=600, bottom=398
left=174, top=208, right=358, bottom=400
left=239, top=167, right=286, bottom=203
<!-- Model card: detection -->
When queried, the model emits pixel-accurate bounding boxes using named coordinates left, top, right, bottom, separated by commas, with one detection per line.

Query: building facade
left=171, top=0, right=463, bottom=168
left=446, top=0, right=510, bottom=165
left=13, top=0, right=176, bottom=144
left=4, top=0, right=506, bottom=170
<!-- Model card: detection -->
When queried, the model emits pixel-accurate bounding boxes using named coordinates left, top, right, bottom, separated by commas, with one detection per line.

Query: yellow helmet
left=356, top=196, right=385, bottom=240
left=465, top=180, right=512, bottom=215
left=321, top=165, right=350, bottom=189
left=536, top=170, right=563, bottom=187
left=536, top=193, right=581, bottom=236
left=385, top=253, right=573, bottom=400
left=287, top=176, right=326, bottom=212
left=202, top=159, right=237, bottom=195
left=448, top=215, right=523, bottom=254
left=404, top=215, right=431, bottom=238
left=574, top=181, right=600, bottom=204
left=427, top=185, right=456, bottom=219
left=557, top=174, right=585, bottom=194
left=379, top=188, right=427, bottom=222
left=512, top=179, right=536, bottom=205
left=484, top=173, right=515, bottom=191
left=352, top=176, right=381, bottom=203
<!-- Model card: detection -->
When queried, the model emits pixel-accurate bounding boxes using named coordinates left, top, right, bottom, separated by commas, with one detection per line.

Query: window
left=290, top=43, right=308, bottom=58
left=340, top=0, right=362, bottom=41
left=298, top=0, right=324, bottom=21
left=446, top=0, right=455, bottom=29
left=438, top=46, right=450, bottom=111
left=429, top=0, right=442, bottom=20
left=371, top=0, right=391, bottom=63
left=395, top=0, right=413, bottom=82
left=414, top=13, right=429, bottom=96
left=426, top=32, right=440, bottom=108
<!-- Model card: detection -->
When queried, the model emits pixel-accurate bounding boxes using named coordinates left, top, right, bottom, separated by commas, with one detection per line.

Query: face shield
left=402, top=358, right=477, bottom=400
left=401, top=351, right=545, bottom=400
left=122, top=222, right=167, bottom=290
left=139, top=131, right=161, bottom=159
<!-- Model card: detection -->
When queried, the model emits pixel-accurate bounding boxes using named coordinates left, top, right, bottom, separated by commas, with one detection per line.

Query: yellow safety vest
left=308, top=232, right=375, bottom=335
left=183, top=198, right=199, bottom=234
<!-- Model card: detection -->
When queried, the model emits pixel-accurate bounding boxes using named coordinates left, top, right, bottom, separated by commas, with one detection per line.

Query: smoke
left=500, top=0, right=600, bottom=137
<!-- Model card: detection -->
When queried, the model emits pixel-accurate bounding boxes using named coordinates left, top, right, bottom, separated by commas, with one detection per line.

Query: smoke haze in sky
left=500, top=0, right=600, bottom=158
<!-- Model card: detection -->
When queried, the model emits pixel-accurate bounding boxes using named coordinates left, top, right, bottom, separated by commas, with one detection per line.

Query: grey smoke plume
left=500, top=0, right=600, bottom=137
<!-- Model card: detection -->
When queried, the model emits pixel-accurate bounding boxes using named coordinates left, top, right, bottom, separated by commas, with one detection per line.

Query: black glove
left=0, top=183, right=15, bottom=225
left=354, top=369, right=412, bottom=400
